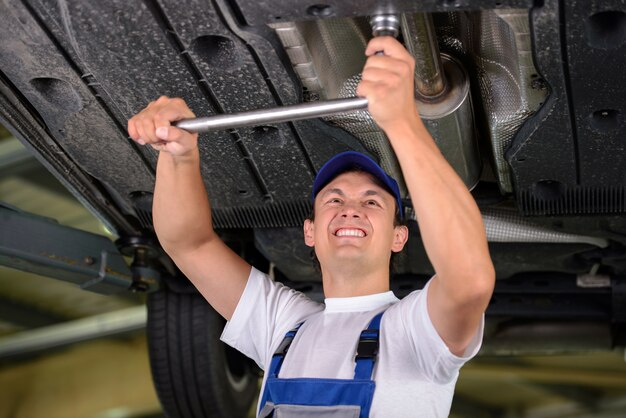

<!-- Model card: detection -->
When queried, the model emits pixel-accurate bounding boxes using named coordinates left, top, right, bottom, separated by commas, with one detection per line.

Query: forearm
left=387, top=117, right=494, bottom=296
left=153, top=148, right=216, bottom=254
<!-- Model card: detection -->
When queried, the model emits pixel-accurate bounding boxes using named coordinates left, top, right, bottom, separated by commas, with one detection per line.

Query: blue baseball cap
left=311, top=151, right=403, bottom=219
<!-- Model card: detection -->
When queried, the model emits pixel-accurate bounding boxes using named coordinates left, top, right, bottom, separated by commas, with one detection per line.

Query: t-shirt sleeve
left=220, top=267, right=323, bottom=370
left=397, top=279, right=484, bottom=385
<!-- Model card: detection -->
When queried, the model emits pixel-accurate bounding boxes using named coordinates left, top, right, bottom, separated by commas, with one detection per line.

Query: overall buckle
left=356, top=330, right=379, bottom=359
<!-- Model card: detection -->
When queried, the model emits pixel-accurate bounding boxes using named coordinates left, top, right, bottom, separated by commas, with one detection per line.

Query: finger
left=361, top=67, right=404, bottom=90
left=137, top=115, right=158, bottom=143
left=362, top=65, right=393, bottom=81
left=129, top=99, right=162, bottom=145
left=365, top=36, right=405, bottom=56
left=363, top=57, right=414, bottom=85
left=364, top=53, right=412, bottom=71
left=154, top=112, right=196, bottom=142
left=153, top=113, right=172, bottom=141
left=155, top=102, right=195, bottom=123
left=153, top=125, right=189, bottom=142
left=356, top=79, right=381, bottom=98
left=160, top=125, right=193, bottom=142
left=154, top=95, right=170, bottom=106
left=127, top=117, right=139, bottom=141
left=138, top=110, right=175, bottom=143
left=134, top=119, right=149, bottom=145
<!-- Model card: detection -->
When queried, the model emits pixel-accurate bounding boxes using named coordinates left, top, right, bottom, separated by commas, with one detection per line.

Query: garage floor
left=2, top=128, right=626, bottom=417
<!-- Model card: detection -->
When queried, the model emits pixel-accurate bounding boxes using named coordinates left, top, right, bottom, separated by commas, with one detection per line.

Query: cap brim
left=311, top=151, right=403, bottom=219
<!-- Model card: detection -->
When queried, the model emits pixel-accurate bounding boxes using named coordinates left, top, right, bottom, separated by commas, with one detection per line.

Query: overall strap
left=353, top=311, right=385, bottom=380
left=268, top=323, right=302, bottom=378
left=259, top=323, right=302, bottom=415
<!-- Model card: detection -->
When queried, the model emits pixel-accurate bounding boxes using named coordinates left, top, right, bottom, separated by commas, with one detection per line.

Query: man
left=128, top=37, right=494, bottom=417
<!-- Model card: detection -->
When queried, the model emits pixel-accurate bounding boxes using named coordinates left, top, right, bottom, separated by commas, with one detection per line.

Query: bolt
left=84, top=256, right=95, bottom=265
left=531, top=78, right=547, bottom=90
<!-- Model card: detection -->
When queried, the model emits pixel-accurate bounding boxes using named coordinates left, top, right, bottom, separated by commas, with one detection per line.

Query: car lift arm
left=0, top=203, right=152, bottom=294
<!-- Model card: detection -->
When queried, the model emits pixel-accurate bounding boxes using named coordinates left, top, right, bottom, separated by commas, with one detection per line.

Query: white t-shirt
left=221, top=267, right=484, bottom=417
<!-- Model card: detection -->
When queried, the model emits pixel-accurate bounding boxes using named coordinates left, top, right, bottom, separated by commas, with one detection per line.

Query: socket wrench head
left=370, top=14, right=400, bottom=38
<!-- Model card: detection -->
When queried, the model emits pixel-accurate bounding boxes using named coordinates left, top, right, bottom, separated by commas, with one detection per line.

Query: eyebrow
left=363, top=190, right=382, bottom=197
left=321, top=188, right=345, bottom=198
left=321, top=188, right=384, bottom=198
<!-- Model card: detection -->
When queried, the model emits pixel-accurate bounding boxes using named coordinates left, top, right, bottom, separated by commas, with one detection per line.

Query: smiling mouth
left=334, top=228, right=367, bottom=238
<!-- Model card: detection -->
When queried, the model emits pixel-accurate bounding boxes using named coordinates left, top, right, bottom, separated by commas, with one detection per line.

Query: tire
left=147, top=284, right=259, bottom=418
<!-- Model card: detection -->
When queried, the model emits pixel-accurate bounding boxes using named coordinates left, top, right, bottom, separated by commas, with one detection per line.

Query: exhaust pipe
left=402, top=13, right=481, bottom=190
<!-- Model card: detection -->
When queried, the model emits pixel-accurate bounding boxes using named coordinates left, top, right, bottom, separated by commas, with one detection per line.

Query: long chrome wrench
left=173, top=15, right=399, bottom=133
left=174, top=97, right=369, bottom=133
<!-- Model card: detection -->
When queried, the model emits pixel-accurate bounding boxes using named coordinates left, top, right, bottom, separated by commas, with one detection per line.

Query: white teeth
left=335, top=228, right=365, bottom=237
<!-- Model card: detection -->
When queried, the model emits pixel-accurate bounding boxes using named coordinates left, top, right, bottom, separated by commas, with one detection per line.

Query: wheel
left=147, top=283, right=259, bottom=418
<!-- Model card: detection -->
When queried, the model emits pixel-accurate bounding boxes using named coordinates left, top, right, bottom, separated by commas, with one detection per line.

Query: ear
left=391, top=225, right=409, bottom=253
left=303, top=219, right=315, bottom=247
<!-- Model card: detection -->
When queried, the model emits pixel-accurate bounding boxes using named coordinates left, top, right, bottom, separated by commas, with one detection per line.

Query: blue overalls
left=258, top=311, right=385, bottom=418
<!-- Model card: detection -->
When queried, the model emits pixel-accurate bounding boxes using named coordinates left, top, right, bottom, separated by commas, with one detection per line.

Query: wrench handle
left=174, top=97, right=369, bottom=133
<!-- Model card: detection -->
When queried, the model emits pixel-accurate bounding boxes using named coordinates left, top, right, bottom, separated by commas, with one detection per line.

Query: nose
left=340, top=203, right=362, bottom=218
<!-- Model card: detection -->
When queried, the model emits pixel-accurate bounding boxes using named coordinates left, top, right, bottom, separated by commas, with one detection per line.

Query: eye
left=326, top=197, right=343, bottom=204
left=365, top=199, right=381, bottom=207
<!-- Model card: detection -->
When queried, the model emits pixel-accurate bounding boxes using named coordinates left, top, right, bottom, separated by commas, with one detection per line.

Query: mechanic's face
left=304, top=171, right=408, bottom=270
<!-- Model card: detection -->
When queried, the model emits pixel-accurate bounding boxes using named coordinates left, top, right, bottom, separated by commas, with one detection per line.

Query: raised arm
left=128, top=97, right=250, bottom=319
left=357, top=37, right=495, bottom=356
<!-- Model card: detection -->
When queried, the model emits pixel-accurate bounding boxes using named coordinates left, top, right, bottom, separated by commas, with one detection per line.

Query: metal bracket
left=117, top=236, right=162, bottom=292
left=79, top=250, right=112, bottom=291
